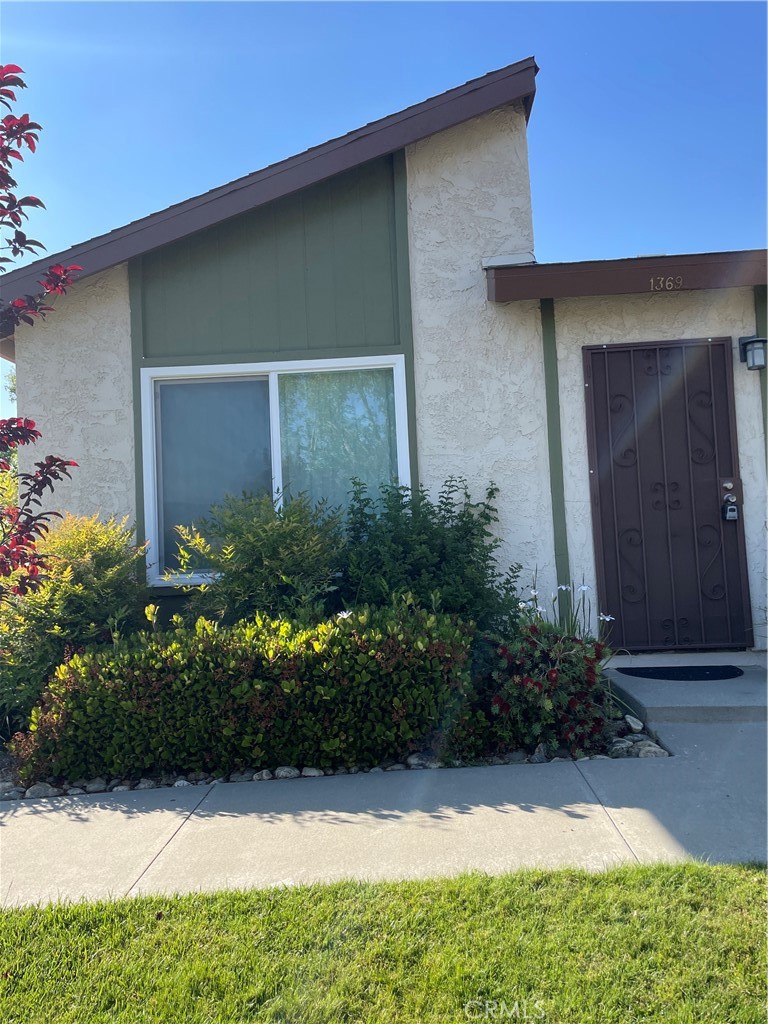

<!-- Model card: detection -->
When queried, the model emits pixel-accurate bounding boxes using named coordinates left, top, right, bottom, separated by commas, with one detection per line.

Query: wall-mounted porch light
left=739, top=335, right=767, bottom=371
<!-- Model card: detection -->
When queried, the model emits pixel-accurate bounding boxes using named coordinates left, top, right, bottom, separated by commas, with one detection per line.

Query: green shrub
left=0, top=515, right=147, bottom=734
left=173, top=492, right=345, bottom=623
left=171, top=480, right=519, bottom=634
left=12, top=603, right=472, bottom=782
left=339, top=479, right=520, bottom=632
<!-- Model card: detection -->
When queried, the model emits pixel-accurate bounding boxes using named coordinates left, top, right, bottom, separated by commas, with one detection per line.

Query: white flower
left=558, top=584, right=572, bottom=592
left=598, top=612, right=615, bottom=622
left=529, top=589, right=539, bottom=598
left=337, top=610, right=353, bottom=620
left=536, top=605, right=546, bottom=614
left=578, top=584, right=591, bottom=593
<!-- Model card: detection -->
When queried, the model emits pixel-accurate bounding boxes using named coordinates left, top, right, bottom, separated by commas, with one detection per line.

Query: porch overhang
left=486, top=248, right=767, bottom=303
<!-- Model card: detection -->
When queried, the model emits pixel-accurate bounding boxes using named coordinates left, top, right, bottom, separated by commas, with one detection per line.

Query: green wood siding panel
left=360, top=161, right=399, bottom=350
left=303, top=184, right=338, bottom=350
left=138, top=157, right=401, bottom=361
left=275, top=193, right=309, bottom=351
left=247, top=206, right=281, bottom=351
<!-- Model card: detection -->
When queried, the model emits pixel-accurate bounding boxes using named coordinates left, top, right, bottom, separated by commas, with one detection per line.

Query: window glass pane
left=156, top=378, right=271, bottom=570
left=279, top=368, right=398, bottom=508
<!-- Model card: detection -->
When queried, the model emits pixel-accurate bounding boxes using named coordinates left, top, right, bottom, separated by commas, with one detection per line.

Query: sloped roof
left=1, top=57, right=538, bottom=302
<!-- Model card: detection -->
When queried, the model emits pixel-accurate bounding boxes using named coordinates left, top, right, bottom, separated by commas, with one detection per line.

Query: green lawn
left=0, top=864, right=764, bottom=1023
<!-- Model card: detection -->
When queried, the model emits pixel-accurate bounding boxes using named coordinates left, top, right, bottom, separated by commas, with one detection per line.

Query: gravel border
left=0, top=715, right=670, bottom=803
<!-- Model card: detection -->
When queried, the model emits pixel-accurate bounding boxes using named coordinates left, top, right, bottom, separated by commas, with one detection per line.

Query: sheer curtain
left=279, top=368, right=398, bottom=508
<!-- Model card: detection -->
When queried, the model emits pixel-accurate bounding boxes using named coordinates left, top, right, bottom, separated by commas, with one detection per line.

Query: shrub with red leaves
left=488, top=622, right=612, bottom=756
left=0, top=65, right=79, bottom=599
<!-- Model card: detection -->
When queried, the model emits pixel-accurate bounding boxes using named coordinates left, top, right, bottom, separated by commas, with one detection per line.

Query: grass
left=0, top=864, right=764, bottom=1023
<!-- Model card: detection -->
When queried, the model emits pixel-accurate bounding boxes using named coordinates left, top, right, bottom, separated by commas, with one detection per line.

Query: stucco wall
left=405, top=104, right=557, bottom=597
left=14, top=264, right=136, bottom=525
left=555, top=288, right=767, bottom=646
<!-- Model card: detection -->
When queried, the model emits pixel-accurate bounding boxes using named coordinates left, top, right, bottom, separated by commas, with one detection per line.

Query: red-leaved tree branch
left=0, top=64, right=78, bottom=600
left=0, top=65, right=81, bottom=335
left=0, top=418, right=75, bottom=594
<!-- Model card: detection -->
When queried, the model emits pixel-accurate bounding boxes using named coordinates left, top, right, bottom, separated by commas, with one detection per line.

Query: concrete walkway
left=1, top=655, right=765, bottom=907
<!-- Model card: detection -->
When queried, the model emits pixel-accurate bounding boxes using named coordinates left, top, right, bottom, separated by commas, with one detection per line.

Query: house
left=1, top=56, right=766, bottom=652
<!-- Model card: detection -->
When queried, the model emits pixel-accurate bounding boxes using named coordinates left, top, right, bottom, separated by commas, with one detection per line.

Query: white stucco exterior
left=555, top=288, right=766, bottom=646
left=13, top=264, right=136, bottom=525
left=405, top=104, right=558, bottom=597
left=404, top=104, right=765, bottom=645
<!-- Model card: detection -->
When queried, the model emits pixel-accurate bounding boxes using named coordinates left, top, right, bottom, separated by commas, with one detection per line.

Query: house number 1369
left=649, top=275, right=683, bottom=291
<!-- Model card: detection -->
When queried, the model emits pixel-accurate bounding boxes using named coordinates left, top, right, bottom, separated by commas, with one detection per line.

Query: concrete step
left=606, top=665, right=767, bottom=724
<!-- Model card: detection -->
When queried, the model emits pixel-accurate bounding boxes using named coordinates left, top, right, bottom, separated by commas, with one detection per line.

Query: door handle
left=720, top=479, right=742, bottom=522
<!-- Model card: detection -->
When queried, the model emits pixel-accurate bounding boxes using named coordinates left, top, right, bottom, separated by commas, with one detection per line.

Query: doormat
left=617, top=666, right=744, bottom=681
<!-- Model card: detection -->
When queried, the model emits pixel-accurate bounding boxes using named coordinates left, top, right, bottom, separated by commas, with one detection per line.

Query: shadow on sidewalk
left=0, top=763, right=595, bottom=829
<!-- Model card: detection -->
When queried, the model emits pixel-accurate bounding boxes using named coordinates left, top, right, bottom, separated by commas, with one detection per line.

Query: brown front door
left=584, top=338, right=752, bottom=651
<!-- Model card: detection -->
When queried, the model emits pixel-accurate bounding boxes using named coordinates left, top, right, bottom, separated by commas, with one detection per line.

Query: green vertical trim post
left=392, top=149, right=419, bottom=489
left=128, top=259, right=146, bottom=549
left=540, top=298, right=572, bottom=609
left=754, top=284, right=767, bottom=469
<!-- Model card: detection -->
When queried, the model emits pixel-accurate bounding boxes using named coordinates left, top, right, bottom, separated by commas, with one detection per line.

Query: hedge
left=0, top=514, right=147, bottom=734
left=12, top=605, right=472, bottom=782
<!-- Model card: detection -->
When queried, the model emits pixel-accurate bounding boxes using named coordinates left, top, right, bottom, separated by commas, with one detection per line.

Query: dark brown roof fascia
left=486, top=249, right=768, bottom=302
left=1, top=57, right=538, bottom=303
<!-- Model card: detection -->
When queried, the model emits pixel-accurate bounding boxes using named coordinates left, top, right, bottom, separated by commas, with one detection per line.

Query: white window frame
left=141, top=354, right=411, bottom=586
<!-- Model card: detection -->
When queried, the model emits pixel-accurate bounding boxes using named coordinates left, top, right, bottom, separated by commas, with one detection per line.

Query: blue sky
left=0, top=2, right=765, bottom=266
